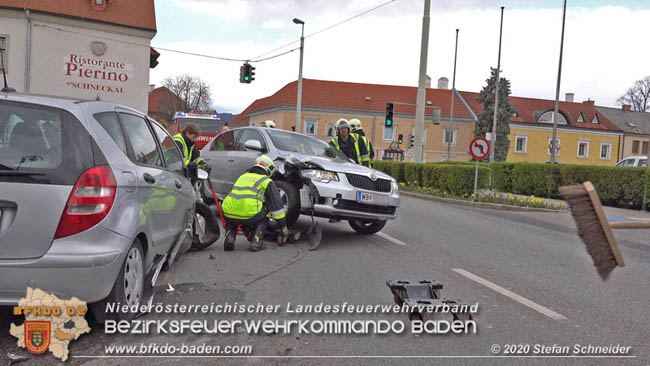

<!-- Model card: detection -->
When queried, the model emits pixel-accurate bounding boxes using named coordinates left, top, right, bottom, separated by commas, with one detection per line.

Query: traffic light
left=385, top=102, right=394, bottom=127
left=239, top=63, right=256, bottom=83
left=408, top=134, right=415, bottom=148
left=398, top=134, right=403, bottom=145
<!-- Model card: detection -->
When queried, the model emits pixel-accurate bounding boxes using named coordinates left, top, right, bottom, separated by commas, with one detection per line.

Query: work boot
left=224, top=227, right=236, bottom=251
left=249, top=221, right=267, bottom=252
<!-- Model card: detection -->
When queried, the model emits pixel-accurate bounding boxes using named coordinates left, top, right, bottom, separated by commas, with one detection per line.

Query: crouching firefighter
left=221, top=155, right=289, bottom=252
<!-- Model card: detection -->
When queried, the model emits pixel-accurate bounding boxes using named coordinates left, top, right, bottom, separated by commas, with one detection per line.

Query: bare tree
left=162, top=74, right=213, bottom=112
left=617, top=76, right=650, bottom=112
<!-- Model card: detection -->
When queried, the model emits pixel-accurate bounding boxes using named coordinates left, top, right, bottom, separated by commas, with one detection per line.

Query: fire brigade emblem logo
left=25, top=321, right=51, bottom=354
left=90, top=41, right=107, bottom=56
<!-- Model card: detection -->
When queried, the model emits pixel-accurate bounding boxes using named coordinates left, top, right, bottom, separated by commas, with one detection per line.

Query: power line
left=33, top=0, right=398, bottom=65
left=250, top=0, right=397, bottom=61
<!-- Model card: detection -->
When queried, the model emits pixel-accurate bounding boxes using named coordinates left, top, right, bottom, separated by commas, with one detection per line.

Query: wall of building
left=0, top=9, right=154, bottom=113
left=507, top=125, right=621, bottom=166
left=621, top=134, right=650, bottom=160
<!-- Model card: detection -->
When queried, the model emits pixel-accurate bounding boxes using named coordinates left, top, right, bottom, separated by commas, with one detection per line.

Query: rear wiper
left=0, top=170, right=45, bottom=176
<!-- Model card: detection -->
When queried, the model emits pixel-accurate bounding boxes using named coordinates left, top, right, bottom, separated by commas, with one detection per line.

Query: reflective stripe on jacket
left=329, top=134, right=361, bottom=164
left=173, top=133, right=194, bottom=166
left=223, top=172, right=278, bottom=220
left=355, top=133, right=372, bottom=168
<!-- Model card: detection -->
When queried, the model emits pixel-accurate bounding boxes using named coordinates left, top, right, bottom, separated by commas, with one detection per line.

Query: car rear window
left=0, top=100, right=95, bottom=185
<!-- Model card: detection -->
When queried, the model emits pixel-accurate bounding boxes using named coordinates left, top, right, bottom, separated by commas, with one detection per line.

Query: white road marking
left=376, top=232, right=409, bottom=247
left=452, top=268, right=568, bottom=320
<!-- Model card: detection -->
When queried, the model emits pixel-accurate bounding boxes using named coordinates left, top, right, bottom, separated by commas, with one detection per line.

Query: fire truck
left=173, top=111, right=223, bottom=149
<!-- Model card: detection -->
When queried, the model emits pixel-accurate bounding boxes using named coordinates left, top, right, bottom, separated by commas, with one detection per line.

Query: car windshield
left=178, top=117, right=221, bottom=133
left=267, top=129, right=352, bottom=162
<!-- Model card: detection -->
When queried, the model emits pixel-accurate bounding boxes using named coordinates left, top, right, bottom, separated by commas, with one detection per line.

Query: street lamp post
left=293, top=18, right=305, bottom=134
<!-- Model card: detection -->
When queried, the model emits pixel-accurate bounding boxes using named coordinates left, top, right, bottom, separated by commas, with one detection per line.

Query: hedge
left=373, top=160, right=650, bottom=209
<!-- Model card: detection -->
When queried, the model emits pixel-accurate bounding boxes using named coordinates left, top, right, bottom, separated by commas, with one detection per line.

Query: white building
left=0, top=0, right=158, bottom=113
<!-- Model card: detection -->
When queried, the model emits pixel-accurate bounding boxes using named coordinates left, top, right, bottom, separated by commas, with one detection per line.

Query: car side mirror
left=197, top=168, right=209, bottom=180
left=244, top=139, right=263, bottom=151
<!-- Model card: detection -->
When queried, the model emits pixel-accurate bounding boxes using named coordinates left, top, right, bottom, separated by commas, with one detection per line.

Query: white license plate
left=357, top=192, right=373, bottom=203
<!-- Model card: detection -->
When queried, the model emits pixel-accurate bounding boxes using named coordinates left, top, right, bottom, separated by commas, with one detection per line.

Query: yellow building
left=459, top=92, right=623, bottom=165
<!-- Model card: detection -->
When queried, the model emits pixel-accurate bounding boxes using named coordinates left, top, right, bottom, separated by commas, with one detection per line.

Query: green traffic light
left=245, top=76, right=250, bottom=81
left=386, top=120, right=392, bottom=126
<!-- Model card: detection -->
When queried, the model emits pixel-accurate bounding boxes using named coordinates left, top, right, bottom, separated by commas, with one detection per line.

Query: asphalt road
left=2, top=196, right=649, bottom=365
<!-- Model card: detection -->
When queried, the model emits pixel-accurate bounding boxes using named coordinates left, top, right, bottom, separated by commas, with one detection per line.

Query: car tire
left=90, top=238, right=145, bottom=323
left=191, top=202, right=220, bottom=250
left=348, top=219, right=387, bottom=235
left=274, top=180, right=300, bottom=228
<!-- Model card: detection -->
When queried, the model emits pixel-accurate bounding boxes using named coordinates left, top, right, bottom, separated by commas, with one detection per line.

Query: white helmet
left=254, top=154, right=275, bottom=175
left=261, top=120, right=276, bottom=128
left=348, top=118, right=362, bottom=132
left=336, top=118, right=350, bottom=130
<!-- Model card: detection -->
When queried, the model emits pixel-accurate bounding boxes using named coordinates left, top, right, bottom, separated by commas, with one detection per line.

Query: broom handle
left=609, top=221, right=650, bottom=229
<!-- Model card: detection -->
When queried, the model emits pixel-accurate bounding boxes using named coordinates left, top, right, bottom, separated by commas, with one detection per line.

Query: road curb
left=400, top=191, right=566, bottom=213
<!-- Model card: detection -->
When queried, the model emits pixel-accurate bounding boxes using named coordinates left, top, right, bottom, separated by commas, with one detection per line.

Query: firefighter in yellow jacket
left=221, top=155, right=288, bottom=252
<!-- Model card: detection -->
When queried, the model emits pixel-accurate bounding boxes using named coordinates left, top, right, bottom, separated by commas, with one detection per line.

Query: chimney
left=582, top=99, right=595, bottom=108
left=622, top=104, right=631, bottom=111
left=149, top=84, right=155, bottom=92
left=565, top=93, right=574, bottom=102
left=437, top=77, right=449, bottom=90
left=425, top=75, right=431, bottom=88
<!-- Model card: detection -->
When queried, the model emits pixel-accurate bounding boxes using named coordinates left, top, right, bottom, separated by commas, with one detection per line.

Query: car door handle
left=175, top=180, right=182, bottom=189
left=227, top=158, right=235, bottom=162
left=143, top=173, right=156, bottom=184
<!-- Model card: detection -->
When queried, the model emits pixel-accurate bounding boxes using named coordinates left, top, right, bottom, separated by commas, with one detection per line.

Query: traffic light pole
left=414, top=0, right=430, bottom=163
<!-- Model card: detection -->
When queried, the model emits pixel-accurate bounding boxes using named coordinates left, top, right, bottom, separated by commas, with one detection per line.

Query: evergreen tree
left=475, top=68, right=516, bottom=162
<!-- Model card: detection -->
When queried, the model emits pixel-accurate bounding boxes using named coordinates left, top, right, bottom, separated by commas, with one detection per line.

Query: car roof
left=1, top=92, right=143, bottom=115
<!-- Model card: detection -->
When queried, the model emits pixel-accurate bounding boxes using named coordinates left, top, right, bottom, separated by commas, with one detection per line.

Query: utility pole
left=446, top=29, right=459, bottom=161
left=293, top=18, right=305, bottom=134
left=414, top=0, right=431, bottom=163
left=489, top=7, right=504, bottom=163
left=551, top=0, right=567, bottom=164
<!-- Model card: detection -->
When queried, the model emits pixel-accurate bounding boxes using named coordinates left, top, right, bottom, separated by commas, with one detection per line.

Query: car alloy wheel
left=123, top=246, right=144, bottom=306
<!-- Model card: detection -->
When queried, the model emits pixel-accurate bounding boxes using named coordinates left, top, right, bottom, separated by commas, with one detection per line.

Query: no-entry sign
left=469, top=137, right=490, bottom=160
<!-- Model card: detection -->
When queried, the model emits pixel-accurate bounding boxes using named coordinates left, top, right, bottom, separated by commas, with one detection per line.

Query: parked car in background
left=615, top=156, right=647, bottom=167
left=0, top=93, right=195, bottom=321
left=200, top=127, right=400, bottom=234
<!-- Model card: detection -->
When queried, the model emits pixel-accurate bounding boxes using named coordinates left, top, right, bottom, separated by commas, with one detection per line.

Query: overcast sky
left=150, top=0, right=650, bottom=114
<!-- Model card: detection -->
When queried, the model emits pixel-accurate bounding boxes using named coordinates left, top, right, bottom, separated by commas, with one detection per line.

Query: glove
left=282, top=226, right=289, bottom=237
left=198, top=161, right=212, bottom=174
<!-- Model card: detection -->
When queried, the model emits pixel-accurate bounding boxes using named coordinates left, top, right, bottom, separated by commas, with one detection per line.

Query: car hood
left=278, top=152, right=394, bottom=181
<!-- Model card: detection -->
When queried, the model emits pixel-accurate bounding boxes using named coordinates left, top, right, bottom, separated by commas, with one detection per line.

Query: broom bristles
left=559, top=184, right=618, bottom=280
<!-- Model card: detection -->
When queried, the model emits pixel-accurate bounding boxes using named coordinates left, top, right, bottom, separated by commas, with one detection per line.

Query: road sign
left=469, top=137, right=490, bottom=160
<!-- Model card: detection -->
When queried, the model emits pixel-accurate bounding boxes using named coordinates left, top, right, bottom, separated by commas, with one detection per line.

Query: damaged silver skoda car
left=200, top=127, right=400, bottom=234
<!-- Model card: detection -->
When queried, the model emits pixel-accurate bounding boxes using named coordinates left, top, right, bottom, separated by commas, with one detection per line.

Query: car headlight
left=301, top=169, right=339, bottom=183
left=391, top=180, right=399, bottom=192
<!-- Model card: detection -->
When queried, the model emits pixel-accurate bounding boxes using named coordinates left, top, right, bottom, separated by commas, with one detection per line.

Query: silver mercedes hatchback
left=0, top=93, right=195, bottom=320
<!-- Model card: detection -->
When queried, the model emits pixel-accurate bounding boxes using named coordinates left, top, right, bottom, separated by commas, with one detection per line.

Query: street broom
left=558, top=182, right=639, bottom=280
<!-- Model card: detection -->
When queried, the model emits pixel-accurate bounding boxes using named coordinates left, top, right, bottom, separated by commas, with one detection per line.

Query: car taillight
left=54, top=165, right=117, bottom=239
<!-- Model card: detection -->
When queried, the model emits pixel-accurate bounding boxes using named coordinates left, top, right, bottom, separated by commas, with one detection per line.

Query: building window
left=441, top=128, right=455, bottom=146
left=592, top=115, right=599, bottom=124
left=325, top=122, right=335, bottom=138
left=577, top=140, right=590, bottom=158
left=383, top=125, right=394, bottom=141
left=632, top=140, right=640, bottom=154
left=643, top=141, right=649, bottom=155
left=538, top=111, right=567, bottom=124
left=305, top=119, right=317, bottom=136
left=548, top=137, right=561, bottom=156
left=0, top=36, right=7, bottom=73
left=577, top=113, right=584, bottom=123
left=600, top=142, right=612, bottom=160
left=514, top=135, right=527, bottom=153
